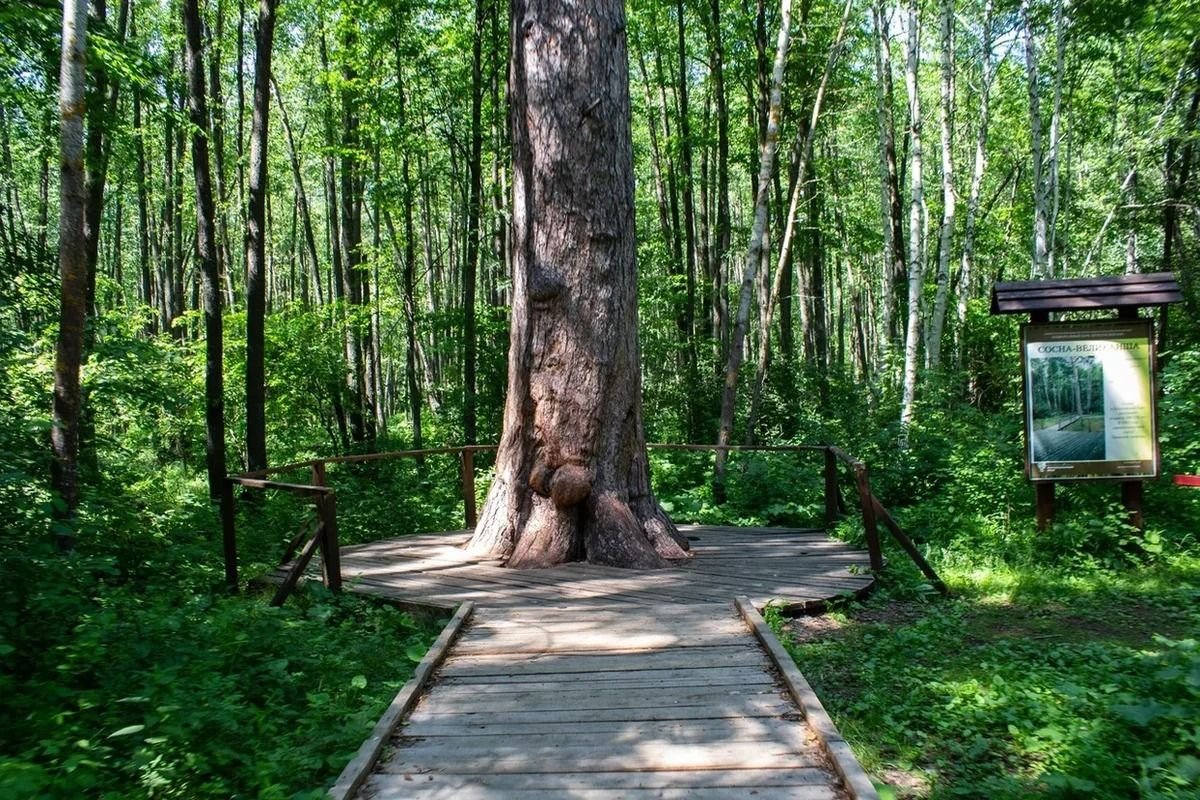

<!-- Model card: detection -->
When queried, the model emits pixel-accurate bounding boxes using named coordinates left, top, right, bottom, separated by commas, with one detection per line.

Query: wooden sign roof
left=990, top=272, right=1182, bottom=315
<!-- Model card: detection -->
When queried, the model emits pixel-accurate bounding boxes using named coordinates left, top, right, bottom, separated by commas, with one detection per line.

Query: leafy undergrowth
left=767, top=558, right=1200, bottom=799
left=0, top=564, right=442, bottom=800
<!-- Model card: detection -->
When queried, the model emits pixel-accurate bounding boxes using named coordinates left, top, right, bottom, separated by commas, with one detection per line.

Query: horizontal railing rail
left=221, top=442, right=945, bottom=605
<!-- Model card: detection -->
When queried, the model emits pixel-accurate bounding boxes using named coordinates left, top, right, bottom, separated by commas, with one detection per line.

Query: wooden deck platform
left=355, top=603, right=867, bottom=800
left=304, top=526, right=878, bottom=799
left=306, top=524, right=874, bottom=612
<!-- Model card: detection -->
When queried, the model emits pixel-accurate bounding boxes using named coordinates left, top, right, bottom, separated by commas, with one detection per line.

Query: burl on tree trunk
left=465, top=0, right=689, bottom=569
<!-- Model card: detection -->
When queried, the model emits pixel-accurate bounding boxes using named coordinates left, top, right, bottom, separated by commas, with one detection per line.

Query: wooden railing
left=221, top=443, right=946, bottom=605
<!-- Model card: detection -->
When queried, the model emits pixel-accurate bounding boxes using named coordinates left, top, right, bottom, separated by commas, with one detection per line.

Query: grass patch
left=768, top=557, right=1200, bottom=799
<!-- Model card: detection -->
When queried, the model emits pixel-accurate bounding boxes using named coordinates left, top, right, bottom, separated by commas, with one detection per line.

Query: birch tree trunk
left=900, top=0, right=925, bottom=432
left=1022, top=0, right=1050, bottom=279
left=927, top=0, right=956, bottom=370
left=1046, top=0, right=1068, bottom=277
left=957, top=0, right=994, bottom=332
left=711, top=0, right=793, bottom=503
left=465, top=0, right=688, bottom=569
left=745, top=0, right=853, bottom=438
left=51, top=0, right=89, bottom=548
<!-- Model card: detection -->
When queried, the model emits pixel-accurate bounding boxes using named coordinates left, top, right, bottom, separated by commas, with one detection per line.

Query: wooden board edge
left=734, top=596, right=880, bottom=800
left=771, top=577, right=877, bottom=617
left=327, top=600, right=476, bottom=800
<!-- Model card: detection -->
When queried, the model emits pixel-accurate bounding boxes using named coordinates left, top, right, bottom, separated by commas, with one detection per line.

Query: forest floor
left=769, top=556, right=1200, bottom=799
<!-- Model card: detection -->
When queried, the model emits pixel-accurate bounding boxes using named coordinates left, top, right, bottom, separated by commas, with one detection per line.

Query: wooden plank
left=462, top=615, right=748, bottom=636
left=406, top=684, right=784, bottom=715
left=403, top=696, right=795, bottom=726
left=437, top=663, right=773, bottom=689
left=364, top=767, right=836, bottom=793
left=327, top=601, right=474, bottom=800
left=452, top=631, right=753, bottom=655
left=737, top=597, right=879, bottom=800
left=364, top=782, right=840, bottom=800
left=397, top=717, right=799, bottom=746
left=438, top=644, right=766, bottom=677
left=380, top=740, right=821, bottom=774
left=993, top=271, right=1178, bottom=293
left=401, top=712, right=803, bottom=739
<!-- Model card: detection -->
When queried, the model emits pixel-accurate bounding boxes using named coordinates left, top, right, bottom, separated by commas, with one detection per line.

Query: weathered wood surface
left=990, top=271, right=1182, bottom=314
left=277, top=525, right=873, bottom=612
left=301, top=526, right=878, bottom=799
left=357, top=604, right=874, bottom=800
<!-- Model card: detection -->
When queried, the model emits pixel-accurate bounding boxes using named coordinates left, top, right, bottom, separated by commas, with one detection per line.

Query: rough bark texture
left=183, top=0, right=227, bottom=500
left=52, top=0, right=89, bottom=547
left=465, top=0, right=688, bottom=570
left=245, top=0, right=277, bottom=473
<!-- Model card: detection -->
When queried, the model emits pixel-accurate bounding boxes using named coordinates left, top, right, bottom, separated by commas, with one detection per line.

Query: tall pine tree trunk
left=466, top=0, right=688, bottom=569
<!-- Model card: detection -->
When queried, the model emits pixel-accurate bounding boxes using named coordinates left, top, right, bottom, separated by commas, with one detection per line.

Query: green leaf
left=107, top=725, right=145, bottom=739
left=404, top=644, right=426, bottom=663
left=350, top=675, right=367, bottom=690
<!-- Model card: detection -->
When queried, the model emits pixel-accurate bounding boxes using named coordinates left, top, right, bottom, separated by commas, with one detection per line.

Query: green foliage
left=768, top=564, right=1200, bottom=799
left=0, top=323, right=442, bottom=800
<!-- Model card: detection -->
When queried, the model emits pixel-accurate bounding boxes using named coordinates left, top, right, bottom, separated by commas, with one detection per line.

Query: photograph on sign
left=1021, top=320, right=1157, bottom=481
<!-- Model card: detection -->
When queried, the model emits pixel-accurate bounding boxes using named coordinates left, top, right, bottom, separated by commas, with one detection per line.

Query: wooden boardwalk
left=312, top=527, right=878, bottom=799
left=311, top=525, right=874, bottom=612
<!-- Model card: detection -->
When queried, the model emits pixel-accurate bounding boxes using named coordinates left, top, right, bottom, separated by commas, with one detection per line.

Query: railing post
left=220, top=477, right=238, bottom=593
left=823, top=447, right=839, bottom=529
left=854, top=465, right=884, bottom=572
left=320, top=493, right=342, bottom=592
left=311, top=460, right=327, bottom=487
left=461, top=447, right=477, bottom=529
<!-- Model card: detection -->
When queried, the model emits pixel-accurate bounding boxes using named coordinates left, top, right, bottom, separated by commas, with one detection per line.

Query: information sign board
left=1022, top=320, right=1158, bottom=481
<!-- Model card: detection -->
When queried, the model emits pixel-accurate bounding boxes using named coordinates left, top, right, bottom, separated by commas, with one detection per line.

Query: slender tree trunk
left=171, top=79, right=186, bottom=338
left=208, top=0, right=235, bottom=307
left=83, top=0, right=128, bottom=320
left=900, top=0, right=925, bottom=434
left=957, top=0, right=994, bottom=335
left=463, top=0, right=484, bottom=446
left=1163, top=42, right=1200, bottom=275
left=272, top=75, right=322, bottom=304
left=872, top=0, right=906, bottom=357
left=467, top=0, right=687, bottom=568
left=708, top=0, right=731, bottom=361
left=675, top=0, right=701, bottom=439
left=712, top=0, right=793, bottom=502
left=244, top=0, right=277, bottom=473
left=339, top=36, right=367, bottom=444
left=184, top=0, right=227, bottom=499
left=1046, top=0, right=1068, bottom=276
left=1022, top=0, right=1050, bottom=278
left=52, top=0, right=90, bottom=548
left=745, top=0, right=852, bottom=435
left=927, top=0, right=956, bottom=370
